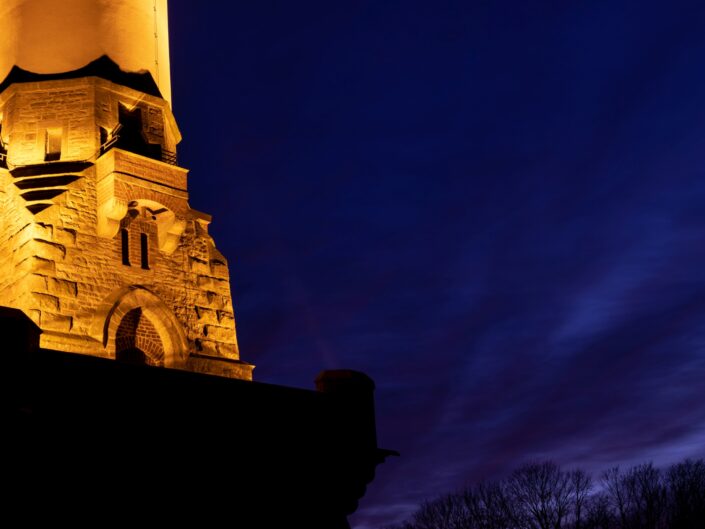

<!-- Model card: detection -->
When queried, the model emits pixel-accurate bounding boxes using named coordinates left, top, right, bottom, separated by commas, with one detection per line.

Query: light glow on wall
left=0, top=0, right=172, bottom=104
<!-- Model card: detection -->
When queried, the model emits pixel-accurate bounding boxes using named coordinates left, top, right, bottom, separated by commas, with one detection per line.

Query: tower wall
left=0, top=78, right=251, bottom=380
left=0, top=0, right=172, bottom=103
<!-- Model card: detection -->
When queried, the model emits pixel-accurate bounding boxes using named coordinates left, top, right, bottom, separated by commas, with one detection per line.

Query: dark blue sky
left=169, top=1, right=705, bottom=527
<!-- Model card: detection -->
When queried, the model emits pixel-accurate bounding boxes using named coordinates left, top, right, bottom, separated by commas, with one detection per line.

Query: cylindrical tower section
left=0, top=0, right=172, bottom=103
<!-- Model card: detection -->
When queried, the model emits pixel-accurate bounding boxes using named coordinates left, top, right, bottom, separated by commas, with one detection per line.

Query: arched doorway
left=115, top=308, right=165, bottom=366
left=91, top=286, right=189, bottom=368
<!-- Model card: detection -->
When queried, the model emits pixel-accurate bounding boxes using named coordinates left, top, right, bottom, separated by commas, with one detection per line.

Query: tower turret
left=0, top=0, right=172, bottom=103
left=0, top=0, right=252, bottom=379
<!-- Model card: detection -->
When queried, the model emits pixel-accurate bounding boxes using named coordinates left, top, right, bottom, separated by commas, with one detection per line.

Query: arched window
left=118, top=203, right=158, bottom=270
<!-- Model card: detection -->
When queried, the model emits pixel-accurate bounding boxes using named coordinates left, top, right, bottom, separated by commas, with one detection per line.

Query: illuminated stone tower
left=0, top=0, right=252, bottom=379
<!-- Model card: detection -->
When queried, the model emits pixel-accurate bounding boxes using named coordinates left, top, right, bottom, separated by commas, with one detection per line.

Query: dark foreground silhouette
left=386, top=459, right=705, bottom=529
left=0, top=307, right=395, bottom=528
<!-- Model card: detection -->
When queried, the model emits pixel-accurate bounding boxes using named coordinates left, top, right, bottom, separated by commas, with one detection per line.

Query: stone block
left=198, top=275, right=231, bottom=294
left=47, top=278, right=78, bottom=297
left=14, top=223, right=53, bottom=247
left=32, top=292, right=60, bottom=311
left=196, top=339, right=218, bottom=356
left=196, top=291, right=219, bottom=308
left=195, top=307, right=218, bottom=324
left=189, top=257, right=210, bottom=274
left=55, top=228, right=77, bottom=246
left=217, top=311, right=235, bottom=325
left=16, top=256, right=56, bottom=275
left=216, top=342, right=240, bottom=360
left=204, top=325, right=236, bottom=344
left=28, top=310, right=42, bottom=325
left=27, top=274, right=48, bottom=292
left=197, top=275, right=214, bottom=289
left=41, top=312, right=73, bottom=332
left=16, top=239, right=66, bottom=263
left=210, top=260, right=229, bottom=279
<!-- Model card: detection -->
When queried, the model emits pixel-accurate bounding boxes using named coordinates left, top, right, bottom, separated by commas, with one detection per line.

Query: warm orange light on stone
left=0, top=0, right=172, bottom=104
left=0, top=1, right=253, bottom=380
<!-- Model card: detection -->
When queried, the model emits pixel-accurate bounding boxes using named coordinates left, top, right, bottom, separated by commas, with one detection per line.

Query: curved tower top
left=0, top=0, right=172, bottom=104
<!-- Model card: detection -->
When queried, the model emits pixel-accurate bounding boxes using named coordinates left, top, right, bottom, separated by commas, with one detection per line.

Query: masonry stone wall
left=0, top=77, right=252, bottom=380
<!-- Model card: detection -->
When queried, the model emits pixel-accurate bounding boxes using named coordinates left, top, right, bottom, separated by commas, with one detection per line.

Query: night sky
left=168, top=2, right=705, bottom=527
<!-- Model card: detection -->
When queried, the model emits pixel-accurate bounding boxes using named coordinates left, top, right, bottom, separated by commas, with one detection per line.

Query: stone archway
left=91, top=286, right=189, bottom=368
left=115, top=308, right=165, bottom=366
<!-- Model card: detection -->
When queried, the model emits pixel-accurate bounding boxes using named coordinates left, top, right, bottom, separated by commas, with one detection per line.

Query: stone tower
left=0, top=0, right=253, bottom=379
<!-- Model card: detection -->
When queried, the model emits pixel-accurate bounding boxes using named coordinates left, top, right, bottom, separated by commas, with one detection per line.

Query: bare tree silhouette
left=666, top=459, right=705, bottom=529
left=384, top=458, right=705, bottom=529
left=508, top=462, right=573, bottom=529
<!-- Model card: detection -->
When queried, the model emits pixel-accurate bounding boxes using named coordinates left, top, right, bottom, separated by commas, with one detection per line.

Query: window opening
left=121, top=229, right=130, bottom=266
left=45, top=128, right=62, bottom=161
left=140, top=233, right=149, bottom=270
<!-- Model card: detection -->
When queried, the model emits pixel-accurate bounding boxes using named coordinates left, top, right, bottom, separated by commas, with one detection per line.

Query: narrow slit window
left=45, top=128, right=62, bottom=161
left=0, top=119, right=6, bottom=168
left=140, top=233, right=149, bottom=270
left=121, top=229, right=130, bottom=266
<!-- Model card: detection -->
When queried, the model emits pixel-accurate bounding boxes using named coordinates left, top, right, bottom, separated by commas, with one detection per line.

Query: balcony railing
left=100, top=134, right=177, bottom=167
